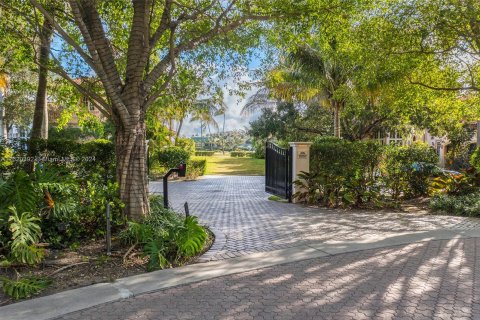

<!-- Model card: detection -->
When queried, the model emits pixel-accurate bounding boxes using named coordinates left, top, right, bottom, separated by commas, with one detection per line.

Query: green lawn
left=192, top=152, right=265, bottom=176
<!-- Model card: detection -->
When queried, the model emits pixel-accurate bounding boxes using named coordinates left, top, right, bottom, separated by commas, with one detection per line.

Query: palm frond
left=241, top=87, right=277, bottom=115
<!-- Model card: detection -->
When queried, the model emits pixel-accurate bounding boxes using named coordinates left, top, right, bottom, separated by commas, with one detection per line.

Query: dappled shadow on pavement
left=57, top=238, right=480, bottom=320
left=150, top=176, right=480, bottom=260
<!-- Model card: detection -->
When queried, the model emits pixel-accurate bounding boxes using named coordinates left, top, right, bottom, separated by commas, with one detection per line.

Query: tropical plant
left=190, top=95, right=227, bottom=146
left=120, top=197, right=207, bottom=271
left=244, top=42, right=354, bottom=138
left=7, top=207, right=44, bottom=265
left=292, top=171, right=322, bottom=205
left=430, top=167, right=480, bottom=196
left=471, top=147, right=480, bottom=172
left=0, top=276, right=52, bottom=300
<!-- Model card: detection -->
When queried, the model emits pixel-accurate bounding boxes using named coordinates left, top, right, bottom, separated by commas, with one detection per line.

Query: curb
left=197, top=226, right=227, bottom=263
left=1, top=229, right=479, bottom=320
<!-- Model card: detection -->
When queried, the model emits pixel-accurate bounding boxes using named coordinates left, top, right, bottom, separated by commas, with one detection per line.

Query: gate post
left=289, top=142, right=312, bottom=203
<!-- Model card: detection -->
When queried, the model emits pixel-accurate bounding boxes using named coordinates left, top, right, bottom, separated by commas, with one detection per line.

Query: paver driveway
left=31, top=175, right=480, bottom=320
left=56, top=238, right=480, bottom=320
left=150, top=175, right=480, bottom=260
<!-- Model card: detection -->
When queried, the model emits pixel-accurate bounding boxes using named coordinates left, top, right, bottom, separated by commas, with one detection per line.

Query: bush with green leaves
left=253, top=140, right=266, bottom=159
left=0, top=164, right=122, bottom=251
left=120, top=196, right=207, bottom=271
left=157, top=147, right=190, bottom=171
left=429, top=167, right=480, bottom=196
left=471, top=147, right=480, bottom=172
left=0, top=166, right=81, bottom=250
left=307, top=137, right=383, bottom=207
left=430, top=192, right=480, bottom=217
left=186, top=159, right=207, bottom=180
left=175, top=138, right=196, bottom=156
left=381, top=143, right=439, bottom=199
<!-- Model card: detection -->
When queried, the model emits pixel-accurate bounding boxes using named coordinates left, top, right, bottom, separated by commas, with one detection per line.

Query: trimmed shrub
left=186, top=159, right=207, bottom=180
left=381, top=143, right=438, bottom=199
left=195, top=151, right=215, bottom=156
left=158, top=147, right=190, bottom=169
left=175, top=138, right=196, bottom=156
left=230, top=151, right=254, bottom=157
left=307, top=137, right=383, bottom=207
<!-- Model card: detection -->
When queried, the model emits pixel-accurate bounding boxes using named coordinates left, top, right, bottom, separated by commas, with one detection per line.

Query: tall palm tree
left=190, top=95, right=227, bottom=150
left=243, top=43, right=354, bottom=138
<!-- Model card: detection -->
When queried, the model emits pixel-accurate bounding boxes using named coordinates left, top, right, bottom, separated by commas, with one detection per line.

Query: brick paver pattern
left=150, top=176, right=480, bottom=260
left=56, top=238, right=480, bottom=320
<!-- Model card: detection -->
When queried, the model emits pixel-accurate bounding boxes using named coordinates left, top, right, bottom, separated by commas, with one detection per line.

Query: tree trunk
left=115, top=120, right=150, bottom=221
left=31, top=19, right=53, bottom=140
left=333, top=101, right=341, bottom=138
left=175, top=118, right=184, bottom=143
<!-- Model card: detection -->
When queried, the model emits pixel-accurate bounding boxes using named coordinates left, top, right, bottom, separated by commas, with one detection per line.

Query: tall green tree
left=0, top=0, right=323, bottom=219
left=30, top=16, right=52, bottom=139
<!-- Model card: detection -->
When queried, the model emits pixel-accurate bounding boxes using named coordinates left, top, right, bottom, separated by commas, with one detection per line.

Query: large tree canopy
left=0, top=0, right=340, bottom=220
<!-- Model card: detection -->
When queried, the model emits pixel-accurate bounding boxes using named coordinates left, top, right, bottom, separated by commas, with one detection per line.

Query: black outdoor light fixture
left=163, top=163, right=187, bottom=209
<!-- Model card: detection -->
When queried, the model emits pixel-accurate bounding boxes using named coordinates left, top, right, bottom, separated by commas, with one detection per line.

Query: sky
left=181, top=74, right=261, bottom=137
left=180, top=54, right=266, bottom=137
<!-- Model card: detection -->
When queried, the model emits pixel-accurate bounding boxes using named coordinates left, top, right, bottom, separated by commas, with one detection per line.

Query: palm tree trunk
left=175, top=118, right=184, bottom=144
left=31, top=19, right=53, bottom=140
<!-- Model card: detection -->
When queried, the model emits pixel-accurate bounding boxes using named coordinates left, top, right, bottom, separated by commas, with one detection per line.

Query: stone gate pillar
left=289, top=142, right=312, bottom=203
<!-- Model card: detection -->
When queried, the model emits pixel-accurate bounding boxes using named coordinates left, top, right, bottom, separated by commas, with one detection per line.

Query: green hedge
left=230, top=151, right=254, bottom=157
left=175, top=138, right=196, bottom=156
left=0, top=138, right=115, bottom=177
left=158, top=147, right=190, bottom=169
left=186, top=159, right=207, bottom=180
left=308, top=137, right=383, bottom=207
left=381, top=143, right=438, bottom=199
left=303, top=138, right=440, bottom=207
left=195, top=151, right=215, bottom=156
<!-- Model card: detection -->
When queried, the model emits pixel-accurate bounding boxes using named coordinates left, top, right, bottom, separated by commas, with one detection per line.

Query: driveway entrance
left=150, top=176, right=480, bottom=261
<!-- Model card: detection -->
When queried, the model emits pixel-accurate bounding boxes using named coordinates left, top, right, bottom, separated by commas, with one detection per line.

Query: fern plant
left=0, top=276, right=52, bottom=300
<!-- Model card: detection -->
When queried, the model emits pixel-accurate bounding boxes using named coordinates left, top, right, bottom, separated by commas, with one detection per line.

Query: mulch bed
left=0, top=229, right=214, bottom=306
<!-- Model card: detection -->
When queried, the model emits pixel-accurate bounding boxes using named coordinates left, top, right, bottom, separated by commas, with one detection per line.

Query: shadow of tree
left=58, top=238, right=479, bottom=320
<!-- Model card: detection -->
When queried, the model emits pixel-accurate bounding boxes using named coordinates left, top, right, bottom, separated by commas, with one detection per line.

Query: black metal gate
left=265, top=142, right=292, bottom=201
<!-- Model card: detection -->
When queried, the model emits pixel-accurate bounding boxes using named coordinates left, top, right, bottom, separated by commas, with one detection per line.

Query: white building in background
left=0, top=90, right=29, bottom=141
left=375, top=122, right=479, bottom=168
